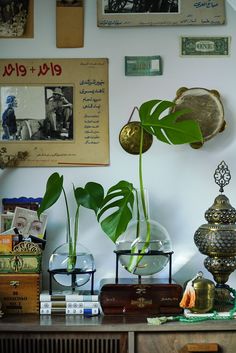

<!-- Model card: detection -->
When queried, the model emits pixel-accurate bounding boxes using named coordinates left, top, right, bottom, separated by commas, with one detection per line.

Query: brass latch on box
left=10, top=281, right=20, bottom=288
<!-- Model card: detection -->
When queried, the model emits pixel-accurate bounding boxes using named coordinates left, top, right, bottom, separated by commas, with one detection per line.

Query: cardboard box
left=0, top=235, right=13, bottom=253
left=56, top=1, right=84, bottom=48
left=0, top=274, right=40, bottom=314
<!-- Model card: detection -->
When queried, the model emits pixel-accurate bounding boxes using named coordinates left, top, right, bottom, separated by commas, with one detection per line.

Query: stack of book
left=40, top=290, right=100, bottom=316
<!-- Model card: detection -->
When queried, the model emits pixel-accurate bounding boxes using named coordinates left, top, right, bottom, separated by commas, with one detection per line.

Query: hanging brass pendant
left=119, top=121, right=153, bottom=155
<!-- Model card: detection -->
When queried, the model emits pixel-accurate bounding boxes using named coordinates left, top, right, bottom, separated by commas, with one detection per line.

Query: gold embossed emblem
left=131, top=297, right=152, bottom=308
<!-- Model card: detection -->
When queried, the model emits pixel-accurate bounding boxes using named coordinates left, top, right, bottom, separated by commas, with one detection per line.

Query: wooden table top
left=1, top=314, right=236, bottom=333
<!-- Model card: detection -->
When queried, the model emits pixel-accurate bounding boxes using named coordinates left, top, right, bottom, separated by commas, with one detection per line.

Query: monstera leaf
left=74, top=182, right=104, bottom=214
left=139, top=99, right=203, bottom=145
left=37, top=172, right=63, bottom=219
left=97, top=180, right=134, bottom=243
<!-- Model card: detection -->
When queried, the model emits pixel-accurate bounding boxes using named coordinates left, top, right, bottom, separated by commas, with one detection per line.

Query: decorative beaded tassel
left=179, top=273, right=199, bottom=309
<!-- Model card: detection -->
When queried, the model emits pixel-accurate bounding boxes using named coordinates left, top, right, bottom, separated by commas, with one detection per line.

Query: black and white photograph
left=103, top=0, right=179, bottom=13
left=0, top=85, right=74, bottom=141
left=97, top=0, right=225, bottom=27
left=0, top=0, right=29, bottom=37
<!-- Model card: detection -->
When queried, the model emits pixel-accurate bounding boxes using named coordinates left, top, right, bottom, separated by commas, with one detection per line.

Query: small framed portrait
left=0, top=213, right=14, bottom=233
left=12, top=207, right=47, bottom=240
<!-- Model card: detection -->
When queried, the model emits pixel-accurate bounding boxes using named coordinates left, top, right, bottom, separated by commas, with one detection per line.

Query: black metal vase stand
left=48, top=268, right=96, bottom=295
left=114, top=249, right=174, bottom=284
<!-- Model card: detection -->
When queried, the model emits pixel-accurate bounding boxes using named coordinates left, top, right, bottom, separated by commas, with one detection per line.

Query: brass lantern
left=194, top=161, right=236, bottom=288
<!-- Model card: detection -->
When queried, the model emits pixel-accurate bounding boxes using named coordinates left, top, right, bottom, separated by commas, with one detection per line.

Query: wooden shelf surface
left=0, top=314, right=236, bottom=333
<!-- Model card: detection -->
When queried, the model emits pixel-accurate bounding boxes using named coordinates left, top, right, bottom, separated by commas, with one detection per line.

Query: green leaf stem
left=125, top=99, right=203, bottom=273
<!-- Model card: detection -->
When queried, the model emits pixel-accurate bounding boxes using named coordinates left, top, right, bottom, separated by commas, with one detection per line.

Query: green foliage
left=74, top=182, right=104, bottom=214
left=37, top=99, right=203, bottom=272
left=97, top=181, right=135, bottom=243
left=37, top=173, right=63, bottom=219
left=38, top=174, right=134, bottom=245
left=139, top=99, right=203, bottom=145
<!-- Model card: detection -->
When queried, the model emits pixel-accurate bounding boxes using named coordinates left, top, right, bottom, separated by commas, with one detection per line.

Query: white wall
left=1, top=0, right=236, bottom=290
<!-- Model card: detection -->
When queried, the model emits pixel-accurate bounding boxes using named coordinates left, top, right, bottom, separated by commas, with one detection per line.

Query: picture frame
left=0, top=0, right=34, bottom=38
left=12, top=207, right=47, bottom=240
left=0, top=213, right=14, bottom=233
left=97, top=0, right=226, bottom=27
left=0, top=58, right=109, bottom=167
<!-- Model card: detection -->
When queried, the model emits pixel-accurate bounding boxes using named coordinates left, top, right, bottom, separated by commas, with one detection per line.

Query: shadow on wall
left=173, top=251, right=209, bottom=286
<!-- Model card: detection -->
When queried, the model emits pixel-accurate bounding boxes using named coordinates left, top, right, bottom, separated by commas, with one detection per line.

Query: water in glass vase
left=49, top=242, right=95, bottom=287
left=116, top=190, right=172, bottom=276
left=116, top=219, right=172, bottom=276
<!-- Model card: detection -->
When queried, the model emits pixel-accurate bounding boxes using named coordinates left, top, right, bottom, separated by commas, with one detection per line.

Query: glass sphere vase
left=49, top=242, right=95, bottom=288
left=116, top=218, right=172, bottom=276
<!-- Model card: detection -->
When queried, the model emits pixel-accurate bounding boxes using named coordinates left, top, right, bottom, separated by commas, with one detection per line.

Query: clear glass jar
left=49, top=218, right=95, bottom=288
left=116, top=190, right=172, bottom=276
left=49, top=242, right=95, bottom=287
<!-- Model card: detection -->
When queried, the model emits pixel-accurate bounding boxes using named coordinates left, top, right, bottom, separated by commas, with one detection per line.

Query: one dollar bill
left=181, top=36, right=230, bottom=56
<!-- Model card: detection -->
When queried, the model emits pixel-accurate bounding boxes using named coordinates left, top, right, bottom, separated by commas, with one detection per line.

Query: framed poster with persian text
left=97, top=0, right=225, bottom=27
left=0, top=58, right=109, bottom=167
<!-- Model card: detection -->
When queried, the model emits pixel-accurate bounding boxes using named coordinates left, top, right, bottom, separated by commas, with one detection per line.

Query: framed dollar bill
left=180, top=36, right=230, bottom=56
left=97, top=0, right=225, bottom=27
left=0, top=59, right=109, bottom=167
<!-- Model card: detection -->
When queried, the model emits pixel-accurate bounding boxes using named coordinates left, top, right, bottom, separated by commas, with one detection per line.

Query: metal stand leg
left=48, top=269, right=96, bottom=295
left=49, top=271, right=52, bottom=295
left=72, top=273, right=76, bottom=292
left=169, top=252, right=173, bottom=284
left=115, top=253, right=119, bottom=284
left=91, top=272, right=94, bottom=294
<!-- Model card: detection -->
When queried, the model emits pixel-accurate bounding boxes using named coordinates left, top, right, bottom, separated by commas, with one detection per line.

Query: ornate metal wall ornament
left=214, top=161, right=231, bottom=193
left=119, top=106, right=153, bottom=155
left=194, top=161, right=236, bottom=288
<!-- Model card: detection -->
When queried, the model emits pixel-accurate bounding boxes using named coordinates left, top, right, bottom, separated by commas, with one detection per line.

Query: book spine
left=67, top=308, right=99, bottom=315
left=67, top=301, right=99, bottom=308
left=40, top=301, right=100, bottom=309
left=40, top=294, right=99, bottom=302
left=39, top=294, right=52, bottom=302
left=66, top=295, right=99, bottom=302
left=40, top=307, right=99, bottom=315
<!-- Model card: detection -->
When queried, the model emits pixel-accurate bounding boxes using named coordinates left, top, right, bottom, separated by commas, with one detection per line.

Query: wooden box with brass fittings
left=100, top=280, right=183, bottom=316
left=0, top=273, right=40, bottom=314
